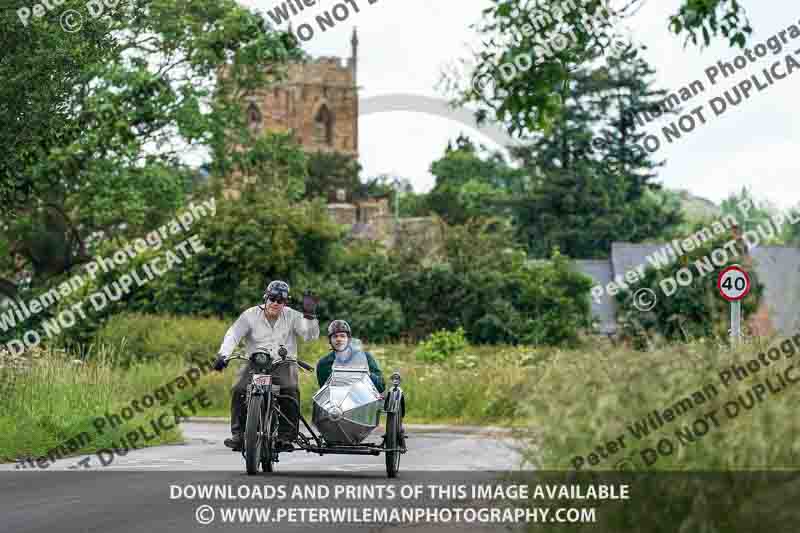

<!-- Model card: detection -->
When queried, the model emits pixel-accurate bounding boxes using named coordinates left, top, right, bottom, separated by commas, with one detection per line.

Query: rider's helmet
left=264, top=280, right=290, bottom=305
left=327, top=320, right=351, bottom=351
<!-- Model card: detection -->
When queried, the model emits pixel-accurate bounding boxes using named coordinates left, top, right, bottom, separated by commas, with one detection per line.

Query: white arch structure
left=359, top=94, right=520, bottom=150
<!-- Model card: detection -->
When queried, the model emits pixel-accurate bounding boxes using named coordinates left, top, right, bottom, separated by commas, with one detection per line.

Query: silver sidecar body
left=311, top=341, right=383, bottom=445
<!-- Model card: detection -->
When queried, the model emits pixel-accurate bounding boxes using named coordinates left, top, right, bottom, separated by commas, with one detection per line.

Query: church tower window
left=314, top=104, right=333, bottom=146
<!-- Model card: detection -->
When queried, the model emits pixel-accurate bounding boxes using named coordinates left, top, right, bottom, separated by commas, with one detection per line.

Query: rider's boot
left=224, top=434, right=243, bottom=451
left=229, top=387, right=247, bottom=451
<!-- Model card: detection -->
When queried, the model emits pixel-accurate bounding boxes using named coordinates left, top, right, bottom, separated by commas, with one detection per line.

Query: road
left=1, top=422, right=533, bottom=533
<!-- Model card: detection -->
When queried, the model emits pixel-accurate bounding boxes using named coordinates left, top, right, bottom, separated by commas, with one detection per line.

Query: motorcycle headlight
left=254, top=353, right=269, bottom=365
left=391, top=372, right=401, bottom=386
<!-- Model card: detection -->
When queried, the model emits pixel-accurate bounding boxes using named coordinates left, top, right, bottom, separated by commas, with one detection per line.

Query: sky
left=237, top=0, right=799, bottom=210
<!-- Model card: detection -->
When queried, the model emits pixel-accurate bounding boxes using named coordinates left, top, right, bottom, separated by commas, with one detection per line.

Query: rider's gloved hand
left=302, top=291, right=319, bottom=320
left=213, top=354, right=228, bottom=372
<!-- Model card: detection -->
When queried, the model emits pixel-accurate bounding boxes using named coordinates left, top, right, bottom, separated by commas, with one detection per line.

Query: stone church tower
left=224, top=31, right=441, bottom=256
left=243, top=28, right=359, bottom=159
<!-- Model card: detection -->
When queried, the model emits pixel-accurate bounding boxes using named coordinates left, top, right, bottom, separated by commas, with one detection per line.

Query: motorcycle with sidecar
left=226, top=344, right=407, bottom=477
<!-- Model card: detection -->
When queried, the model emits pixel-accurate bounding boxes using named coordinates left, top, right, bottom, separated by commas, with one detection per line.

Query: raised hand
left=302, top=291, right=319, bottom=320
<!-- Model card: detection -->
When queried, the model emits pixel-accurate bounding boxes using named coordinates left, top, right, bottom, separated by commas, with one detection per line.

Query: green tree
left=357, top=174, right=409, bottom=201
left=384, top=219, right=594, bottom=345
left=1, top=0, right=303, bottom=297
left=455, top=0, right=752, bottom=135
left=720, top=187, right=788, bottom=244
left=0, top=2, right=113, bottom=212
left=503, top=50, right=683, bottom=258
left=45, top=189, right=343, bottom=349
left=398, top=193, right=432, bottom=218
left=668, top=0, right=753, bottom=49
left=227, top=132, right=309, bottom=201
left=304, top=151, right=362, bottom=201
left=786, top=206, right=800, bottom=245
left=428, top=135, right=525, bottom=225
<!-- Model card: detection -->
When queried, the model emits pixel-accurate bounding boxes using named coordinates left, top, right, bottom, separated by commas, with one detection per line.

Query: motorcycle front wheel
left=244, top=394, right=264, bottom=475
left=261, top=393, right=274, bottom=473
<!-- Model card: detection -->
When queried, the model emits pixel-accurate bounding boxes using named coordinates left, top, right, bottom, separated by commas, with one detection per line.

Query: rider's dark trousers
left=231, top=361, right=299, bottom=441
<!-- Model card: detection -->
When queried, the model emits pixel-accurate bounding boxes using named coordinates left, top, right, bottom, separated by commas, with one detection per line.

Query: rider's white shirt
left=218, top=305, right=319, bottom=362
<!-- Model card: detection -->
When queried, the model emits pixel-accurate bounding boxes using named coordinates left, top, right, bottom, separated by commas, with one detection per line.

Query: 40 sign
left=718, top=265, right=751, bottom=302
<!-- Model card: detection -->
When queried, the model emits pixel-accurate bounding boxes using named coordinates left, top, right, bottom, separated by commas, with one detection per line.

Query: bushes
left=136, top=190, right=342, bottom=317
left=415, top=327, right=467, bottom=363
left=463, top=251, right=594, bottom=346
left=94, top=313, right=228, bottom=366
left=28, top=194, right=593, bottom=354
left=39, top=190, right=342, bottom=349
left=349, top=296, right=405, bottom=344
left=329, top=221, right=592, bottom=344
left=359, top=221, right=594, bottom=346
left=311, top=219, right=594, bottom=346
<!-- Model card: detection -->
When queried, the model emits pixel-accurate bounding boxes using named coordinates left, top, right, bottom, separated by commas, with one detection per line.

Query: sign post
left=730, top=299, right=741, bottom=343
left=718, top=265, right=752, bottom=347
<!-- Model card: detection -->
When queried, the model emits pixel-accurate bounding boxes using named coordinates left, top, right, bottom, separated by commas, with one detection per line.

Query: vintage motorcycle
left=226, top=344, right=407, bottom=477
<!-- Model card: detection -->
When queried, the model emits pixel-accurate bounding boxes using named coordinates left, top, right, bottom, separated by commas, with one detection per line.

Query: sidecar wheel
left=385, top=411, right=401, bottom=478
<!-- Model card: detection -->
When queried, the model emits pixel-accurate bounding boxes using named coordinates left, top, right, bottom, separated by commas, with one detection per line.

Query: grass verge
left=0, top=346, right=214, bottom=465
left=0, top=336, right=541, bottom=463
left=518, top=335, right=800, bottom=471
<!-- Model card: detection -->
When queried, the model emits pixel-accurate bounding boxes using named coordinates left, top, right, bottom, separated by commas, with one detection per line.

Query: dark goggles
left=266, top=293, right=288, bottom=304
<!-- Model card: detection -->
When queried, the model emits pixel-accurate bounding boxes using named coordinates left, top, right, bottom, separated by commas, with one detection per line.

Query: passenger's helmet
left=264, top=280, right=290, bottom=304
left=327, top=320, right=351, bottom=338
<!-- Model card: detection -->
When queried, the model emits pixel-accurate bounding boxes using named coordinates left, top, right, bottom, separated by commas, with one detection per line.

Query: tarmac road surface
left=1, top=422, right=533, bottom=533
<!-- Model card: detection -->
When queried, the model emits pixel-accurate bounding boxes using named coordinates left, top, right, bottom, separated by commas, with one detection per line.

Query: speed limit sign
left=718, top=265, right=751, bottom=302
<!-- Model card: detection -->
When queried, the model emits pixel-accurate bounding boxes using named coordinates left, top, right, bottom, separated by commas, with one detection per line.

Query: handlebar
left=225, top=352, right=314, bottom=373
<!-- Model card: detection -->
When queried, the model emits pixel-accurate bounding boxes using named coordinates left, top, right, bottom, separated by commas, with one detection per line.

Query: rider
left=316, top=320, right=385, bottom=392
left=214, top=280, right=319, bottom=452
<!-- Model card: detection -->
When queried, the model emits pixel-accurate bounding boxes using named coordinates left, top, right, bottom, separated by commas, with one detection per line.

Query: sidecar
left=311, top=343, right=383, bottom=445
left=259, top=340, right=406, bottom=477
